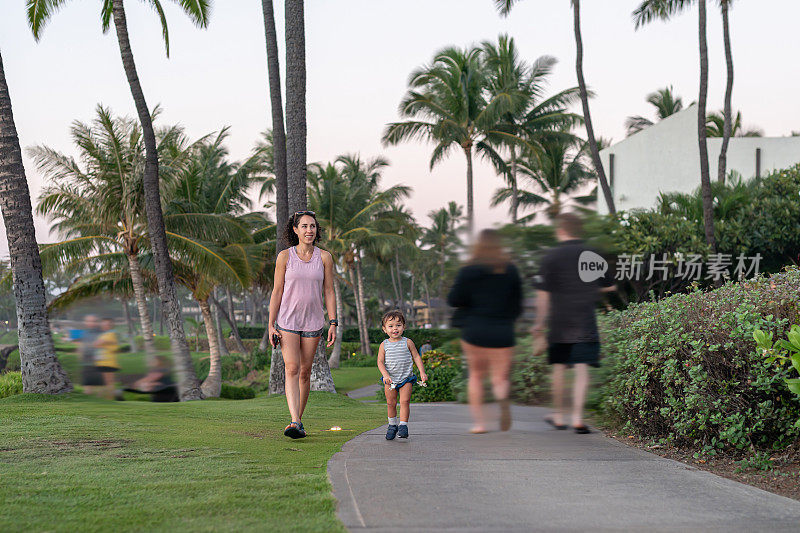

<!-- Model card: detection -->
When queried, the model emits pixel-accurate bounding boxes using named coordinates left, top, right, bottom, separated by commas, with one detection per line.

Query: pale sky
left=1, top=0, right=799, bottom=258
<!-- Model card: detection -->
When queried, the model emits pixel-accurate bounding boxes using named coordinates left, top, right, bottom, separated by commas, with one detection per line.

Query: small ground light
left=329, top=426, right=342, bottom=431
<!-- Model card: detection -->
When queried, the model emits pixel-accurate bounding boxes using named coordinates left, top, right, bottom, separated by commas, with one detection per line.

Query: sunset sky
left=1, top=0, right=798, bottom=257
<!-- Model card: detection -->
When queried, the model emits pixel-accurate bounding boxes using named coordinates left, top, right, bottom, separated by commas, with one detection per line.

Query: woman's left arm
left=322, top=250, right=337, bottom=347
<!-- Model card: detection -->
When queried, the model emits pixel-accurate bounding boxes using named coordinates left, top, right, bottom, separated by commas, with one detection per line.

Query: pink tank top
left=277, top=246, right=325, bottom=331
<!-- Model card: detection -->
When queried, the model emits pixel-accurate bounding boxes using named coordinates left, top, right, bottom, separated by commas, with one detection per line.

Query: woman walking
left=448, top=229, right=522, bottom=433
left=268, top=211, right=337, bottom=439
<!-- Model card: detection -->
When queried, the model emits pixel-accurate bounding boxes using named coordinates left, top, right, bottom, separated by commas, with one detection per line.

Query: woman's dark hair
left=283, top=212, right=324, bottom=248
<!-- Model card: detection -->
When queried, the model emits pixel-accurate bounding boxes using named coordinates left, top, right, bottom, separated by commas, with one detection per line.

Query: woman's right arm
left=268, top=251, right=289, bottom=347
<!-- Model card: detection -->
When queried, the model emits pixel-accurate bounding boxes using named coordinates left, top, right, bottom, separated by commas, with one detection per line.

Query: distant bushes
left=342, top=328, right=459, bottom=347
left=220, top=383, right=256, bottom=400
left=597, top=267, right=800, bottom=453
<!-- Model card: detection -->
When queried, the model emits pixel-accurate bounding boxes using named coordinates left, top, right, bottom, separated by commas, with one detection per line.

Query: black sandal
left=573, top=425, right=592, bottom=434
left=544, top=416, right=568, bottom=430
left=284, top=422, right=304, bottom=439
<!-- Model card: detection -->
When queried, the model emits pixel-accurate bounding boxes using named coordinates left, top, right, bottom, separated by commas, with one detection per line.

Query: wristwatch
left=329, top=319, right=338, bottom=326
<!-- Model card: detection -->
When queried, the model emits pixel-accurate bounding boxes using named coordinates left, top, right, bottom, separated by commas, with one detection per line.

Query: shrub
left=598, top=267, right=800, bottom=453
left=195, top=355, right=250, bottom=382
left=375, top=350, right=460, bottom=403
left=510, top=336, right=550, bottom=405
left=249, top=348, right=271, bottom=371
left=220, top=383, right=256, bottom=400
left=0, top=372, right=23, bottom=398
left=237, top=326, right=266, bottom=339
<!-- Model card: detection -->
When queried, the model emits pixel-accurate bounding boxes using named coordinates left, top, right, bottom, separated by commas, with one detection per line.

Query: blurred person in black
left=532, top=213, right=615, bottom=434
left=448, top=229, right=522, bottom=434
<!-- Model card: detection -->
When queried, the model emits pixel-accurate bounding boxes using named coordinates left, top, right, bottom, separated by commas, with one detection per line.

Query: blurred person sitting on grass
left=378, top=310, right=427, bottom=440
left=94, top=318, right=121, bottom=400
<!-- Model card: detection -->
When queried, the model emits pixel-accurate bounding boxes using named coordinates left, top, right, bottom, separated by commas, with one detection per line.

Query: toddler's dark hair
left=381, top=310, right=406, bottom=327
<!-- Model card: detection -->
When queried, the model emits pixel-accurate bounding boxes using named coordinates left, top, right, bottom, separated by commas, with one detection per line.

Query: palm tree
left=383, top=46, right=512, bottom=234
left=28, top=0, right=211, bottom=400
left=0, top=52, right=71, bottom=394
left=421, top=202, right=465, bottom=327
left=633, top=1, right=736, bottom=185
left=308, top=155, right=412, bottom=361
left=32, top=106, right=178, bottom=364
left=482, top=36, right=584, bottom=223
left=493, top=138, right=595, bottom=220
left=261, top=0, right=289, bottom=247
left=625, top=86, right=684, bottom=135
left=285, top=0, right=307, bottom=213
left=494, top=0, right=616, bottom=216
left=705, top=110, right=762, bottom=138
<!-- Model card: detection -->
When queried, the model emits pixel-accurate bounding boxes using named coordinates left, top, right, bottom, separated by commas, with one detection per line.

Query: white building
left=597, top=105, right=800, bottom=214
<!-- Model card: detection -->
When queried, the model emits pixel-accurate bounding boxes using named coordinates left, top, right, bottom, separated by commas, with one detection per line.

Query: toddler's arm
left=407, top=339, right=427, bottom=383
left=377, top=342, right=392, bottom=385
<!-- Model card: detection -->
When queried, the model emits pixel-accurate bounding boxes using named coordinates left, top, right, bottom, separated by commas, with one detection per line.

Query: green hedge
left=237, top=326, right=266, bottom=339
left=598, top=267, right=800, bottom=453
left=220, top=383, right=256, bottom=400
left=0, top=372, right=23, bottom=398
left=342, top=327, right=459, bottom=348
left=194, top=355, right=251, bottom=382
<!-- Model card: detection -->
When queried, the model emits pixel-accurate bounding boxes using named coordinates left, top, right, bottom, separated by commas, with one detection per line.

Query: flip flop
left=544, top=416, right=568, bottom=430
left=574, top=425, right=592, bottom=434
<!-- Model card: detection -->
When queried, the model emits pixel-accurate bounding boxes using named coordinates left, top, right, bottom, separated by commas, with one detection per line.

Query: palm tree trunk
left=224, top=287, right=247, bottom=352
left=126, top=252, right=156, bottom=361
left=389, top=262, right=401, bottom=309
left=463, top=144, right=475, bottom=235
left=0, top=51, right=71, bottom=394
left=214, top=288, right=230, bottom=356
left=268, top=344, right=285, bottom=394
left=262, top=0, right=289, bottom=251
left=395, top=253, right=405, bottom=314
left=409, top=274, right=416, bottom=325
left=258, top=289, right=272, bottom=351
left=573, top=0, right=616, bottom=216
left=327, top=274, right=343, bottom=368
left=355, top=255, right=372, bottom=357
left=717, top=0, right=734, bottom=184
left=438, top=247, right=445, bottom=328
left=198, top=298, right=222, bottom=398
left=285, top=0, right=307, bottom=213
left=310, top=340, right=336, bottom=392
left=123, top=298, right=136, bottom=352
left=510, top=147, right=519, bottom=223
left=347, top=266, right=364, bottom=350
left=209, top=293, right=248, bottom=353
left=697, top=0, right=717, bottom=250
left=111, top=0, right=202, bottom=400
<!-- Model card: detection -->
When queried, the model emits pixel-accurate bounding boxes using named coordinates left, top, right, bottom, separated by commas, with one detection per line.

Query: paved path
left=328, top=403, right=800, bottom=532
left=346, top=383, right=381, bottom=400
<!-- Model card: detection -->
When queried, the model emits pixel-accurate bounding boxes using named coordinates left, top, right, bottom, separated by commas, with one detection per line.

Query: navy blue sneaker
left=385, top=424, right=398, bottom=440
left=398, top=424, right=409, bottom=438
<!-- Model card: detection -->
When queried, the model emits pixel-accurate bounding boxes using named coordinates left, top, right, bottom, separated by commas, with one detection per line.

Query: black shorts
left=81, top=366, right=104, bottom=386
left=548, top=342, right=600, bottom=367
left=460, top=319, right=515, bottom=348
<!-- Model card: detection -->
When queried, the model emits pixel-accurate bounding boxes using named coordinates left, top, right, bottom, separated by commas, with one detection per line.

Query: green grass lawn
left=0, top=392, right=382, bottom=532
left=330, top=367, right=378, bottom=394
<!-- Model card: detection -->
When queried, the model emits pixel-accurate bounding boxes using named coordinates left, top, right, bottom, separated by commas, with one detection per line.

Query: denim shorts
left=275, top=323, right=325, bottom=338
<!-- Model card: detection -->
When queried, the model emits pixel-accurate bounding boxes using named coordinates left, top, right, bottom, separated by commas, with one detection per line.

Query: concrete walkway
left=346, top=383, right=381, bottom=400
left=328, top=403, right=800, bottom=532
